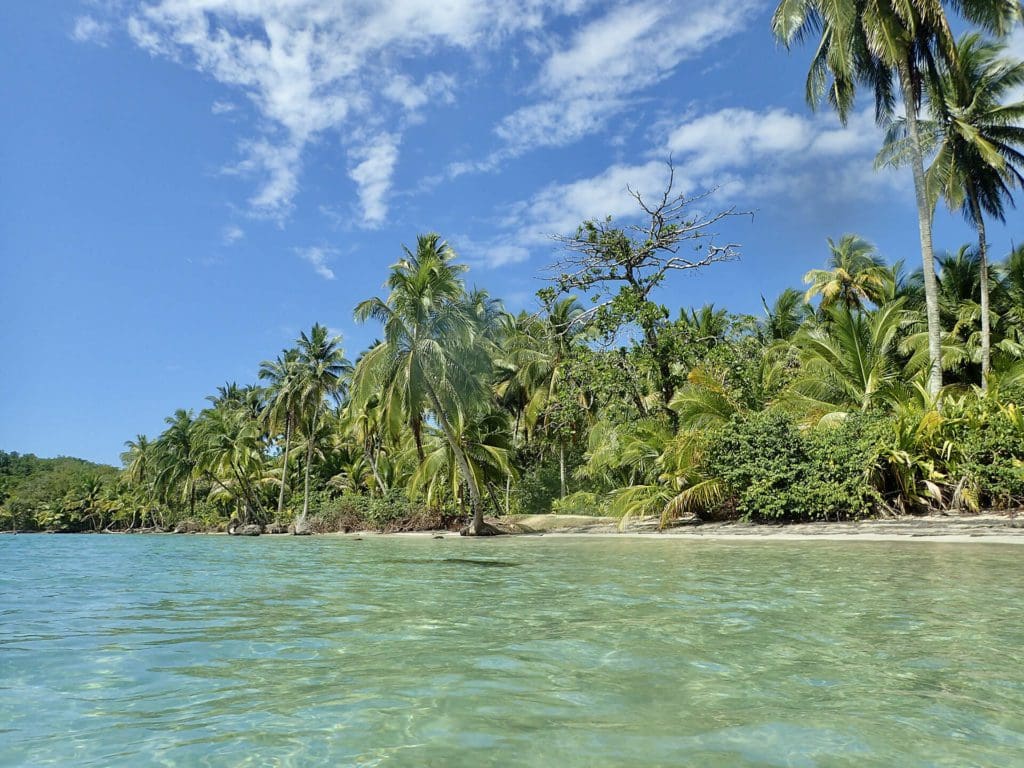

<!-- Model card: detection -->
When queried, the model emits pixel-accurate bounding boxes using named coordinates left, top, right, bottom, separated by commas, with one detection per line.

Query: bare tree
left=547, top=160, right=747, bottom=410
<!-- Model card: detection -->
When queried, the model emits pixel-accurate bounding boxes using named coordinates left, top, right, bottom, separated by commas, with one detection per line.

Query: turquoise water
left=2, top=535, right=1024, bottom=766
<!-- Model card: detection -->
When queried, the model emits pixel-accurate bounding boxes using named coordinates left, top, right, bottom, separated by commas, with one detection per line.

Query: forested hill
left=0, top=451, right=119, bottom=531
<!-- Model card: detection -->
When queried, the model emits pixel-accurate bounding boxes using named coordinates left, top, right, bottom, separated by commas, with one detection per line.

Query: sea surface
left=2, top=534, right=1023, bottom=766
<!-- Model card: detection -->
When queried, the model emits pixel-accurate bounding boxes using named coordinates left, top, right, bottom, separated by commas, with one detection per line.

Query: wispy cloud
left=221, top=224, right=244, bottom=245
left=211, top=100, right=237, bottom=115
left=449, top=0, right=759, bottom=178
left=468, top=104, right=901, bottom=269
left=71, top=15, right=112, bottom=46
left=296, top=246, right=336, bottom=280
left=116, top=1, right=592, bottom=224
left=348, top=135, right=400, bottom=228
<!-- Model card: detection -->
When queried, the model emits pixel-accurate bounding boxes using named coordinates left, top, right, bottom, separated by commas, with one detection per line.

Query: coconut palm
left=259, top=348, right=300, bottom=518
left=154, top=409, right=200, bottom=518
left=292, top=324, right=351, bottom=533
left=193, top=402, right=269, bottom=523
left=772, top=0, right=1024, bottom=395
left=761, top=288, right=814, bottom=342
left=803, top=235, right=894, bottom=311
left=354, top=233, right=499, bottom=535
left=879, top=33, right=1024, bottom=389
left=785, top=300, right=914, bottom=421
left=121, top=434, right=160, bottom=528
left=496, top=297, right=585, bottom=497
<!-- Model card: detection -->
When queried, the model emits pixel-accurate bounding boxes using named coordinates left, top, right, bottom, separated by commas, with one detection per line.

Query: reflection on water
left=1, top=535, right=1023, bottom=767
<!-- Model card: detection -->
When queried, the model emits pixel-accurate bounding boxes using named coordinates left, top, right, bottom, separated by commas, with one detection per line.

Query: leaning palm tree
left=193, top=402, right=269, bottom=524
left=292, top=324, right=350, bottom=533
left=804, top=235, right=894, bottom=311
left=880, top=33, right=1024, bottom=390
left=772, top=0, right=1024, bottom=396
left=354, top=233, right=500, bottom=535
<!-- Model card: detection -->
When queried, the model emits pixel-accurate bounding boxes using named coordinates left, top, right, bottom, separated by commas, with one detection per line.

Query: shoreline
left=8, top=512, right=1024, bottom=544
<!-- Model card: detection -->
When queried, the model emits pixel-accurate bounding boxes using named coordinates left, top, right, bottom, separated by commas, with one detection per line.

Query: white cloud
left=505, top=160, right=673, bottom=240
left=382, top=73, right=455, bottom=112
left=211, top=100, right=237, bottom=115
left=492, top=0, right=758, bottom=157
left=296, top=246, right=336, bottom=280
left=118, top=0, right=593, bottom=223
left=71, top=15, right=112, bottom=46
left=666, top=107, right=880, bottom=174
left=473, top=104, right=902, bottom=269
left=221, top=224, right=244, bottom=244
left=348, top=135, right=400, bottom=228
left=454, top=234, right=532, bottom=268
left=664, top=106, right=897, bottom=202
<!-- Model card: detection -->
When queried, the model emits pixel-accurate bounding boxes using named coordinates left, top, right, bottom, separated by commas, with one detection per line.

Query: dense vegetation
left=4, top=2, right=1024, bottom=534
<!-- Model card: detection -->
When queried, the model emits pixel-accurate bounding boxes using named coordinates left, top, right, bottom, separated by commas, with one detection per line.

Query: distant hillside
left=0, top=450, right=120, bottom=531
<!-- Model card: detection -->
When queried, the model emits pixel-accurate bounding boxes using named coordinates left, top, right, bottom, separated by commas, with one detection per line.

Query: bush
left=703, top=410, right=879, bottom=522
left=309, top=491, right=462, bottom=532
left=949, top=401, right=1024, bottom=509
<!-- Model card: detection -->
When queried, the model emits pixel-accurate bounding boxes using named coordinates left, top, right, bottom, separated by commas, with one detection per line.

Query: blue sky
left=2, top=1, right=1022, bottom=465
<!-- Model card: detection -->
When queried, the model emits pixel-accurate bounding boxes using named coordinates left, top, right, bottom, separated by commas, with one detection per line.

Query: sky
left=2, top=1, right=1022, bottom=465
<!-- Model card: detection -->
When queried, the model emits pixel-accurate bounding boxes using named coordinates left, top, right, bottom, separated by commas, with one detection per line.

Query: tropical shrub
left=703, top=411, right=879, bottom=522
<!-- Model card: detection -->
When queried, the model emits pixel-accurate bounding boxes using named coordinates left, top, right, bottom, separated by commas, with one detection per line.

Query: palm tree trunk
left=559, top=444, right=567, bottom=499
left=298, top=408, right=318, bottom=533
left=276, top=414, right=292, bottom=518
left=899, top=62, right=943, bottom=396
left=971, top=194, right=991, bottom=391
left=505, top=473, right=511, bottom=515
left=412, top=417, right=426, bottom=463
left=364, top=445, right=387, bottom=495
left=424, top=385, right=497, bottom=535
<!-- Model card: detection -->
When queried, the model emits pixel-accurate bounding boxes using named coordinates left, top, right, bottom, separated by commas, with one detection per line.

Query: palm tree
left=882, top=34, right=1024, bottom=389
left=772, top=0, right=1024, bottom=396
left=154, top=409, right=200, bottom=519
left=497, top=297, right=585, bottom=497
left=193, top=402, right=269, bottom=523
left=259, top=348, right=300, bottom=518
left=293, top=324, right=351, bottom=533
left=121, top=434, right=159, bottom=528
left=354, top=233, right=500, bottom=535
left=785, top=301, right=914, bottom=422
left=761, top=288, right=814, bottom=342
left=803, top=235, right=894, bottom=311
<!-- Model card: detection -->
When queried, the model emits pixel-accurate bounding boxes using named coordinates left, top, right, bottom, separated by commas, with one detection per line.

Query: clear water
left=2, top=535, right=1024, bottom=767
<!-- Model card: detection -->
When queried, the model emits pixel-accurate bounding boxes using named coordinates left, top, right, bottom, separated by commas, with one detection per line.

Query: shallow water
left=2, top=534, right=1023, bottom=767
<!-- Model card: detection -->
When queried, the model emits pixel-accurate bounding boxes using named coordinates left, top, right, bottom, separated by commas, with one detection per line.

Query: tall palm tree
left=121, top=434, right=158, bottom=527
left=881, top=34, right=1024, bottom=389
left=497, top=297, right=585, bottom=497
left=772, top=0, right=1024, bottom=396
left=293, top=324, right=350, bottom=533
left=193, top=402, right=269, bottom=523
left=259, top=348, right=300, bottom=518
left=354, top=233, right=500, bottom=535
left=803, top=235, right=894, bottom=311
left=155, top=409, right=200, bottom=518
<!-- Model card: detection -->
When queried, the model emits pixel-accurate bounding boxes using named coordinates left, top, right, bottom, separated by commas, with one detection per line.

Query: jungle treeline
left=4, top=0, right=1024, bottom=534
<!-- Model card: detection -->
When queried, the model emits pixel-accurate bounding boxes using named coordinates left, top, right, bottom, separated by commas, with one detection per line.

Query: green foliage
left=948, top=400, right=1024, bottom=509
left=702, top=412, right=880, bottom=522
left=551, top=491, right=608, bottom=517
